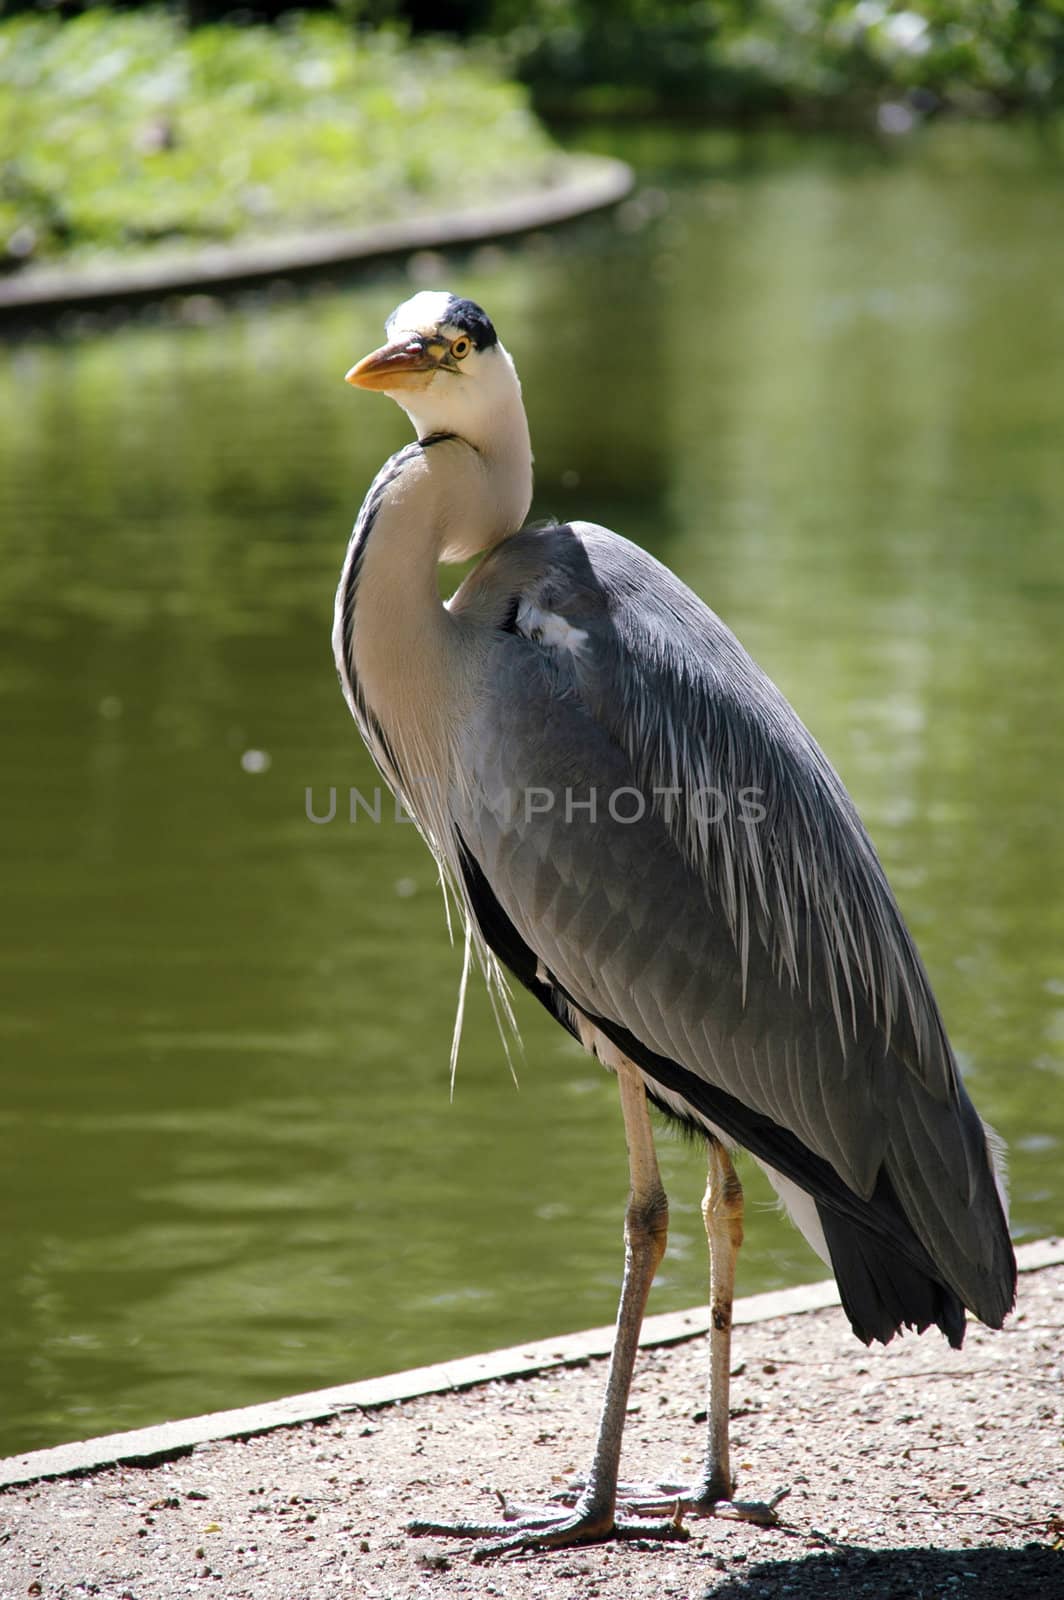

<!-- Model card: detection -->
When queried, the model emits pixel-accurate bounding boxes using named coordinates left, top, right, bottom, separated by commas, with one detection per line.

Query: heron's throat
left=336, top=431, right=530, bottom=774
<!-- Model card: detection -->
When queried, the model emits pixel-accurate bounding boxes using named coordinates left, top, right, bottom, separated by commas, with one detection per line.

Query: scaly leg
left=688, top=1140, right=784, bottom=1519
left=409, top=1057, right=688, bottom=1558
left=571, top=1140, right=786, bottom=1527
left=700, top=1135, right=745, bottom=1501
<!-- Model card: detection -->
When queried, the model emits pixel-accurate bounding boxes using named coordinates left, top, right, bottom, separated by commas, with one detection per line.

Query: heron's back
left=449, top=521, right=1016, bottom=1346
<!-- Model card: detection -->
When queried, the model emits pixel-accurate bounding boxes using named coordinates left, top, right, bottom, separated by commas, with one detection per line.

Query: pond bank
left=0, top=155, right=631, bottom=321
left=1, top=1240, right=1060, bottom=1597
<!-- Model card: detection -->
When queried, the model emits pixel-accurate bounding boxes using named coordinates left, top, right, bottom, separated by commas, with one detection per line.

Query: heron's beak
left=345, top=335, right=440, bottom=392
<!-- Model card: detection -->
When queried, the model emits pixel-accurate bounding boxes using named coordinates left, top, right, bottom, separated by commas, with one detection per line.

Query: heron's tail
left=818, top=1091, right=1016, bottom=1348
left=818, top=1206, right=968, bottom=1346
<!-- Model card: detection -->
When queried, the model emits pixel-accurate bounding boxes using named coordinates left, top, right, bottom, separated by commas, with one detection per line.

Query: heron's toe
left=606, top=1480, right=789, bottom=1526
left=409, top=1492, right=689, bottom=1559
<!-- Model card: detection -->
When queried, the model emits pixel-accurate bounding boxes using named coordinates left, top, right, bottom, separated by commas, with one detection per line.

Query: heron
left=333, top=290, right=1016, bottom=1557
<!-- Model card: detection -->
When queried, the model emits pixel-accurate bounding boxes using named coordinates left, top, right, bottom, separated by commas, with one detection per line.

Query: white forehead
left=385, top=290, right=456, bottom=339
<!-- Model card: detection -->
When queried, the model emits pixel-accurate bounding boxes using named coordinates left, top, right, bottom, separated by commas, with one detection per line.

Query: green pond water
left=1, top=123, right=1062, bottom=1459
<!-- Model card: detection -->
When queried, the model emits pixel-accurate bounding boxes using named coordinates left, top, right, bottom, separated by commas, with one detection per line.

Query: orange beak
left=345, top=335, right=438, bottom=392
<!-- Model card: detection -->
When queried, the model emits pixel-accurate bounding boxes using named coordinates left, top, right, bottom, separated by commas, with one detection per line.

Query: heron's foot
left=409, top=1490, right=689, bottom=1560
left=554, top=1478, right=789, bottom=1528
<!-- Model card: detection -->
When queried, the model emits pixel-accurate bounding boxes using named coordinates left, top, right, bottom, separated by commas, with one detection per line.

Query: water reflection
left=0, top=123, right=1061, bottom=1456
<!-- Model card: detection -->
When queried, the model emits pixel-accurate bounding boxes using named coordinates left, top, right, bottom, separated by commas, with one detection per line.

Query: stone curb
left=0, top=157, right=632, bottom=317
left=1, top=1235, right=1058, bottom=1493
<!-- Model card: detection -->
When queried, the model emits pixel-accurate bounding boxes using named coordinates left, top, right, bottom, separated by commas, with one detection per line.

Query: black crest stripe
left=444, top=297, right=497, bottom=351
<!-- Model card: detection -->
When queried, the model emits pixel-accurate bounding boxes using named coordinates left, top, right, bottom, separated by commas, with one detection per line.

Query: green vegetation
left=4, top=2, right=1061, bottom=273
left=0, top=9, right=557, bottom=270
left=492, top=0, right=1064, bottom=119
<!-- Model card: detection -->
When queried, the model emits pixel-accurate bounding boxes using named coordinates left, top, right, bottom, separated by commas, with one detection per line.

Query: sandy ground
left=2, top=1263, right=1061, bottom=1600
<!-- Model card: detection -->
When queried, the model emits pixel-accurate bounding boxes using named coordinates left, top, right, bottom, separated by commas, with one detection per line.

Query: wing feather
left=448, top=520, right=1015, bottom=1331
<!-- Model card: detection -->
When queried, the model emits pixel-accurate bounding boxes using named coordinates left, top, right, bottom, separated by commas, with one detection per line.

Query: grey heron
left=333, top=290, right=1016, bottom=1557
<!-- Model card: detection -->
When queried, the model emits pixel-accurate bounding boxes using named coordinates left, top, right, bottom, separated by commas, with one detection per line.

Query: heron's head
left=345, top=291, right=522, bottom=451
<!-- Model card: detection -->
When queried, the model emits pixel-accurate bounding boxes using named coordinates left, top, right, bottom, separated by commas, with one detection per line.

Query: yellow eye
left=451, top=336, right=472, bottom=360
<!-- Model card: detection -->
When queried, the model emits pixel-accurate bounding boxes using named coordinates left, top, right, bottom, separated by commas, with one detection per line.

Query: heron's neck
left=335, top=422, right=531, bottom=769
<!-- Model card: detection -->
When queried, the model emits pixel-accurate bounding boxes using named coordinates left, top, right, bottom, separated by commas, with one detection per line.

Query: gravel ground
left=2, top=1264, right=1061, bottom=1600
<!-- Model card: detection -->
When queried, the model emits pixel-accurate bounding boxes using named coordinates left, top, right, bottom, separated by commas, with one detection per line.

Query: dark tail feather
left=818, top=1203, right=967, bottom=1349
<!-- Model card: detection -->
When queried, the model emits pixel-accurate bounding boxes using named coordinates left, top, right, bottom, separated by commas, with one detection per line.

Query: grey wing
left=451, top=521, right=1015, bottom=1343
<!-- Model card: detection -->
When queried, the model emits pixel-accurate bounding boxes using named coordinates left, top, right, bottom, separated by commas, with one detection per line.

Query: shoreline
left=2, top=1234, right=1059, bottom=1493
left=0, top=156, right=631, bottom=321
left=1, top=1240, right=1060, bottom=1599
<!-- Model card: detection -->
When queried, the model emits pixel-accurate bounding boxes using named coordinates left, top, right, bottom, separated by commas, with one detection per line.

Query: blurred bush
left=3, top=1, right=1060, bottom=273
left=0, top=8, right=555, bottom=269
left=5, top=0, right=1061, bottom=119
left=483, top=0, right=1064, bottom=119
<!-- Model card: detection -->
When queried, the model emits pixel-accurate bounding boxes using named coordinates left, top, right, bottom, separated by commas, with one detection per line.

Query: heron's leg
left=579, top=1055, right=672, bottom=1515
left=678, top=1142, right=783, bottom=1520
left=408, top=1058, right=687, bottom=1558
left=586, top=1140, right=786, bottom=1528
left=697, top=1137, right=744, bottom=1501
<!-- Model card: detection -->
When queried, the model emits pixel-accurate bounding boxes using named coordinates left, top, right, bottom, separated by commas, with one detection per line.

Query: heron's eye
left=451, top=336, right=472, bottom=361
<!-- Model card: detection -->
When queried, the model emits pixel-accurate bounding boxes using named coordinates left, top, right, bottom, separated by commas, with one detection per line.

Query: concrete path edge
left=2, top=1235, right=1059, bottom=1492
left=0, top=156, right=633, bottom=317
